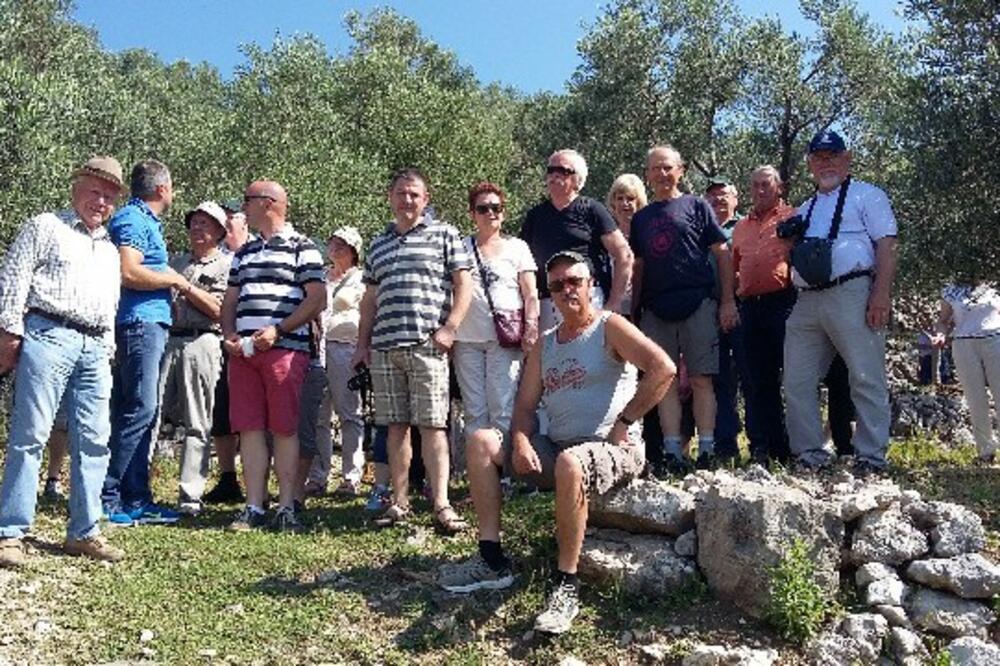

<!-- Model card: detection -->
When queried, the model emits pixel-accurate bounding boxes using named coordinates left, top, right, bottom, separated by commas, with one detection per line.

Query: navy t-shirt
left=629, top=194, right=726, bottom=321
left=520, top=196, right=617, bottom=300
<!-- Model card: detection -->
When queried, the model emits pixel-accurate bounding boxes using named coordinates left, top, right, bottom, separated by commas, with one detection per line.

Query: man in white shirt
left=783, top=131, right=898, bottom=475
left=0, top=156, right=125, bottom=566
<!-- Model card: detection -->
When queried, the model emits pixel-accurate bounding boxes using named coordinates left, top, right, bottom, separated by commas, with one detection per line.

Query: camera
left=776, top=214, right=808, bottom=239
left=347, top=364, right=371, bottom=392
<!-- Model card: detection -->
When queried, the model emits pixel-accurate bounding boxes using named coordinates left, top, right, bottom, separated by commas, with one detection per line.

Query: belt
left=27, top=308, right=105, bottom=338
left=169, top=328, right=220, bottom=338
left=739, top=288, right=796, bottom=304
left=800, top=270, right=872, bottom=292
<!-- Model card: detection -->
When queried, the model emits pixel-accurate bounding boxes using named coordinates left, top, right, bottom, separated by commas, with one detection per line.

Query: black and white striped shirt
left=228, top=225, right=325, bottom=353
left=363, top=216, right=471, bottom=351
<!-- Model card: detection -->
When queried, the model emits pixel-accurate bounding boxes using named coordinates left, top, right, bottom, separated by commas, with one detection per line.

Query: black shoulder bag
left=790, top=176, right=851, bottom=287
left=471, top=238, right=524, bottom=349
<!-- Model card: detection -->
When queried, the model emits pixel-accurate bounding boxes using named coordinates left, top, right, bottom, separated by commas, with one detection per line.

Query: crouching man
left=438, top=250, right=674, bottom=635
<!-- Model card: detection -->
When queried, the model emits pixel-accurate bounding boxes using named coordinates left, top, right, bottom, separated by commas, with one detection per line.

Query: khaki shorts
left=371, top=340, right=450, bottom=429
left=515, top=435, right=645, bottom=498
left=641, top=298, right=719, bottom=376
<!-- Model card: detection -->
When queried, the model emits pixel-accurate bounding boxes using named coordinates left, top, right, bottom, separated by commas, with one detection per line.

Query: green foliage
left=766, top=537, right=835, bottom=644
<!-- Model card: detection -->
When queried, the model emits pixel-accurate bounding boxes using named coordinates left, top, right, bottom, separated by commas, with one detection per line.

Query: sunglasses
left=546, top=165, right=576, bottom=177
left=547, top=276, right=588, bottom=293
left=473, top=203, right=504, bottom=215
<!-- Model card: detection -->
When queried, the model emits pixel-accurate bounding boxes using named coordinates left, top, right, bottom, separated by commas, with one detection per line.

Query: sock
left=221, top=471, right=238, bottom=483
left=662, top=436, right=684, bottom=459
left=554, top=569, right=579, bottom=587
left=246, top=504, right=265, bottom=515
left=478, top=540, right=510, bottom=571
left=698, top=435, right=715, bottom=456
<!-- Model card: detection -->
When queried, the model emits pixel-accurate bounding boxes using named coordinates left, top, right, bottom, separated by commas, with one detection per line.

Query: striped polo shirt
left=363, top=215, right=471, bottom=351
left=228, top=224, right=325, bottom=353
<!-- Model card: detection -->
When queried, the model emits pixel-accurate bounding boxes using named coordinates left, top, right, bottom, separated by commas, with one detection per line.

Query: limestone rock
left=807, top=632, right=878, bottom=666
left=579, top=529, right=699, bottom=597
left=681, top=644, right=777, bottom=666
left=873, top=604, right=911, bottom=628
left=589, top=480, right=695, bottom=536
left=932, top=512, right=987, bottom=557
left=906, top=553, right=1000, bottom=599
left=840, top=613, right=889, bottom=656
left=865, top=574, right=908, bottom=606
left=837, top=480, right=902, bottom=522
left=695, top=478, right=843, bottom=618
left=856, top=562, right=896, bottom=587
left=674, top=530, right=698, bottom=558
left=906, top=587, right=996, bottom=638
left=904, top=500, right=971, bottom=530
left=850, top=506, right=928, bottom=565
left=947, top=636, right=1000, bottom=665
left=888, top=627, right=929, bottom=666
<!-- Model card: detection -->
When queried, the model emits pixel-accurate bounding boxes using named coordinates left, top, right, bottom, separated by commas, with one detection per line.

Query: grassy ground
left=0, top=436, right=996, bottom=665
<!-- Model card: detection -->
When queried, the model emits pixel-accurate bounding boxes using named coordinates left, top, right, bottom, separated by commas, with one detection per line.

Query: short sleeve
left=444, top=225, right=472, bottom=273
left=698, top=198, right=727, bottom=248
left=590, top=199, right=618, bottom=236
left=513, top=238, right=537, bottom=272
left=228, top=253, right=243, bottom=288
left=860, top=185, right=897, bottom=241
left=295, top=240, right=326, bottom=285
left=108, top=210, right=144, bottom=251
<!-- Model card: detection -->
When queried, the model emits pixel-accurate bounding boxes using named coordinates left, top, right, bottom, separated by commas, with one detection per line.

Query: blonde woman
left=606, top=174, right=648, bottom=317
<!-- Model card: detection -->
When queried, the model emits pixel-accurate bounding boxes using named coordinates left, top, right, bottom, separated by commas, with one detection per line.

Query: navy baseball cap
left=808, top=130, right=847, bottom=154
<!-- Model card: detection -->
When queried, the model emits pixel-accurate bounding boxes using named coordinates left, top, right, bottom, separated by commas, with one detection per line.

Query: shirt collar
left=59, top=209, right=109, bottom=240
left=126, top=197, right=161, bottom=224
left=389, top=213, right=431, bottom=238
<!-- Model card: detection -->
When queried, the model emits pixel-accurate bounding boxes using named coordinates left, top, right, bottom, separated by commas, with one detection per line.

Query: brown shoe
left=0, top=538, right=25, bottom=568
left=64, top=534, right=124, bottom=562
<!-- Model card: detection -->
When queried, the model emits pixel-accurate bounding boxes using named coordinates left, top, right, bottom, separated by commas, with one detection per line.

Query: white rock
left=946, top=636, right=1000, bottom=665
left=640, top=643, right=671, bottom=662
left=579, top=529, right=699, bottom=597
left=906, top=553, right=1000, bottom=599
left=840, top=613, right=889, bottom=656
left=681, top=644, right=777, bottom=666
left=198, top=649, right=218, bottom=658
left=888, top=627, right=929, bottom=665
left=865, top=575, right=908, bottom=606
left=856, top=562, right=896, bottom=587
left=557, top=656, right=586, bottom=666
left=850, top=506, right=928, bottom=565
left=590, top=480, right=696, bottom=535
left=931, top=515, right=987, bottom=557
left=907, top=587, right=996, bottom=638
left=33, top=620, right=53, bottom=636
left=873, top=604, right=910, bottom=628
left=139, top=629, right=155, bottom=643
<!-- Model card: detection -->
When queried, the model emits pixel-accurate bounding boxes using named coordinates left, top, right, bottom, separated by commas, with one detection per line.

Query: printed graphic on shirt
left=544, top=357, right=587, bottom=393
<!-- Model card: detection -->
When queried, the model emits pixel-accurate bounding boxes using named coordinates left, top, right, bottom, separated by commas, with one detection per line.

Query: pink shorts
left=228, top=348, right=309, bottom=436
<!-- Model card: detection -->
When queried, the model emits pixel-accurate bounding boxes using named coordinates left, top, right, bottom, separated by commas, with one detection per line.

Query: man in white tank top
left=436, top=250, right=674, bottom=635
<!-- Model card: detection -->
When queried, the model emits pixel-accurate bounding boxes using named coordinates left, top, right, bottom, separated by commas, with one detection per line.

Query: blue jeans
left=0, top=313, right=112, bottom=540
left=101, top=321, right=167, bottom=511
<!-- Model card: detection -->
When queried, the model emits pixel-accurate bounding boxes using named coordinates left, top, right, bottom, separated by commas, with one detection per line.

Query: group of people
left=7, top=127, right=990, bottom=637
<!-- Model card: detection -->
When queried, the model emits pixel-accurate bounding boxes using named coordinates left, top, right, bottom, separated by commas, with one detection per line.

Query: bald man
left=220, top=181, right=326, bottom=532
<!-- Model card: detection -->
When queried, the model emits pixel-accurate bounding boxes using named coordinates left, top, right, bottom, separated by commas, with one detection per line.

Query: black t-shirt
left=629, top=194, right=726, bottom=321
left=519, top=196, right=617, bottom=299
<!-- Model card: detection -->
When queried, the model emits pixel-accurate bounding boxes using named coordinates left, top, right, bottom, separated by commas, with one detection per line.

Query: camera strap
left=803, top=175, right=852, bottom=240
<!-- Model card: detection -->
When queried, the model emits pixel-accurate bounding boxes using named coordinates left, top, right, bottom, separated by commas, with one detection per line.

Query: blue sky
left=73, top=1, right=908, bottom=93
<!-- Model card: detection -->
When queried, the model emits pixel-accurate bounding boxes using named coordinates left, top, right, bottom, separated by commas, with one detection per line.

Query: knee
left=467, top=429, right=500, bottom=463
left=690, top=375, right=713, bottom=392
left=554, top=452, right=582, bottom=486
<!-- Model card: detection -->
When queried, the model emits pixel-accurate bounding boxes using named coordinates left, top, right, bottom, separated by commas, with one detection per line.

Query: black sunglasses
left=547, top=276, right=588, bottom=293
left=546, top=165, right=576, bottom=177
left=473, top=203, right=504, bottom=215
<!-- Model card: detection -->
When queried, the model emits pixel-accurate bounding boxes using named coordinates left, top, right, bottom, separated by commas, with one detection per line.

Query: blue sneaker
left=364, top=485, right=390, bottom=512
left=134, top=503, right=181, bottom=525
left=103, top=505, right=137, bottom=527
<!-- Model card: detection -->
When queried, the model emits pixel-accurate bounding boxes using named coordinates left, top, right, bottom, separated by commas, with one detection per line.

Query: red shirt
left=732, top=202, right=796, bottom=298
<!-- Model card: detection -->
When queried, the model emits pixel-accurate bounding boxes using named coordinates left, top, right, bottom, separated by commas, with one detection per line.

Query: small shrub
left=765, top=538, right=834, bottom=644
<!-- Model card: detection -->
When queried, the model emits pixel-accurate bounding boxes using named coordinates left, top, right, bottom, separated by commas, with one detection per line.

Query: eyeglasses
left=547, top=276, right=588, bottom=292
left=243, top=194, right=277, bottom=204
left=473, top=203, right=504, bottom=215
left=546, top=165, right=576, bottom=177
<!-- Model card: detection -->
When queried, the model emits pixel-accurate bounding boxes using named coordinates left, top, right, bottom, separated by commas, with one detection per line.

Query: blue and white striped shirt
left=363, top=215, right=471, bottom=351
left=228, top=224, right=325, bottom=353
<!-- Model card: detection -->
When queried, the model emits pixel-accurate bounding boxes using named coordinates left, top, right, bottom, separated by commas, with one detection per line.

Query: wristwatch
left=273, top=324, right=285, bottom=340
left=617, top=413, right=635, bottom=427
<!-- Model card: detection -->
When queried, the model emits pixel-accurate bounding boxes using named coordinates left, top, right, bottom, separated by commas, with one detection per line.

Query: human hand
left=511, top=438, right=542, bottom=476
left=521, top=321, right=539, bottom=353
left=608, top=420, right=631, bottom=448
left=866, top=290, right=891, bottom=330
left=222, top=335, right=243, bottom=357
left=431, top=325, right=456, bottom=353
left=0, top=332, right=21, bottom=376
left=351, top=345, right=371, bottom=371
left=252, top=325, right=280, bottom=352
left=719, top=300, right=740, bottom=332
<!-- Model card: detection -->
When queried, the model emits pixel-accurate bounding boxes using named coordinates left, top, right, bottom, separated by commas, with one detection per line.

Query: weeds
left=765, top=538, right=835, bottom=644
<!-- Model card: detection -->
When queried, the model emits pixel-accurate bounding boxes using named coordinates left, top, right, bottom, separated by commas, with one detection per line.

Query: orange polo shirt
left=732, top=201, right=796, bottom=298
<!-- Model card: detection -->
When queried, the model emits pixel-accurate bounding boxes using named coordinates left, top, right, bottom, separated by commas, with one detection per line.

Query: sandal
left=434, top=504, right=469, bottom=535
left=373, top=503, right=411, bottom=528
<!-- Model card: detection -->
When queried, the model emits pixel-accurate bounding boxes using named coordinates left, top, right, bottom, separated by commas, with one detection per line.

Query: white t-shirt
left=942, top=283, right=1000, bottom=338
left=456, top=236, right=537, bottom=343
left=793, top=179, right=897, bottom=286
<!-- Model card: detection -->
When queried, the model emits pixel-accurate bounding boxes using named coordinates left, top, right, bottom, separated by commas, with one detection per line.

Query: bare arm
left=220, top=286, right=241, bottom=356
left=867, top=236, right=897, bottom=329
left=631, top=258, right=644, bottom=320
left=510, top=338, right=544, bottom=475
left=604, top=314, right=676, bottom=445
left=601, top=229, right=633, bottom=313
left=119, top=246, right=189, bottom=291
left=432, top=269, right=472, bottom=352
left=519, top=269, right=540, bottom=350
left=710, top=241, right=739, bottom=332
left=179, top=283, right=222, bottom=321
left=931, top=299, right=953, bottom=347
left=350, top=284, right=378, bottom=369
